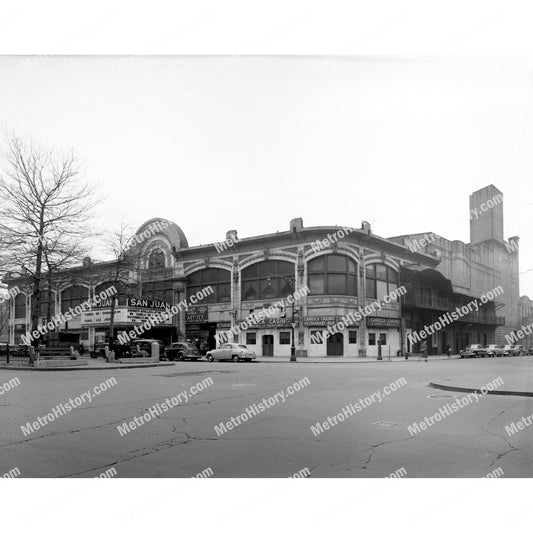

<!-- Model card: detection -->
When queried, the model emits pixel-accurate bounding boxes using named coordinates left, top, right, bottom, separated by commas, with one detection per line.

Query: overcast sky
left=1, top=55, right=532, bottom=294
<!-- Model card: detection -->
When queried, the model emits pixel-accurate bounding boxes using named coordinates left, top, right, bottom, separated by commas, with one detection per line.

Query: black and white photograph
left=1, top=1, right=533, bottom=531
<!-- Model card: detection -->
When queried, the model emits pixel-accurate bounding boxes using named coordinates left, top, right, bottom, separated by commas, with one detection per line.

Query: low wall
left=34, top=359, right=89, bottom=368
left=117, top=356, right=157, bottom=364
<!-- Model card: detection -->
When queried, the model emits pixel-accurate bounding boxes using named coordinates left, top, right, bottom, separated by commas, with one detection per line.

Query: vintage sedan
left=206, top=343, right=256, bottom=362
left=485, top=344, right=504, bottom=357
left=460, top=344, right=487, bottom=358
left=502, top=344, right=523, bottom=356
left=165, top=342, right=201, bottom=361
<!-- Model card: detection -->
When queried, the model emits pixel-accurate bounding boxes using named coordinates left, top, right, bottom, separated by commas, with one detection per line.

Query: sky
left=1, top=55, right=533, bottom=294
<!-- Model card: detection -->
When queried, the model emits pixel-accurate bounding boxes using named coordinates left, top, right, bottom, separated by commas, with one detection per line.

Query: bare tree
left=0, top=134, right=98, bottom=356
left=103, top=221, right=145, bottom=351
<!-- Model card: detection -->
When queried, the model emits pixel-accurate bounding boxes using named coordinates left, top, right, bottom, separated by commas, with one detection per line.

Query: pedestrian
left=446, top=343, right=451, bottom=358
left=420, top=340, right=428, bottom=362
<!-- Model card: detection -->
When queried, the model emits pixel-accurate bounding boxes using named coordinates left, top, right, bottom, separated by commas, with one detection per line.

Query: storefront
left=80, top=297, right=175, bottom=350
left=365, top=316, right=401, bottom=358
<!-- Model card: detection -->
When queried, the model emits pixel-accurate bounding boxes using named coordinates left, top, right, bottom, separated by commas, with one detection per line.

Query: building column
left=358, top=262, right=367, bottom=357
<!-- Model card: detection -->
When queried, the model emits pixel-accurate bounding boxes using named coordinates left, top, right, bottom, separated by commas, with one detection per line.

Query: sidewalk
left=255, top=354, right=461, bottom=363
left=0, top=358, right=175, bottom=371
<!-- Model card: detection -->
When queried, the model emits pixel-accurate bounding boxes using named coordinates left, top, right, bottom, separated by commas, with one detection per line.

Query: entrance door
left=262, top=335, right=274, bottom=356
left=327, top=332, right=344, bottom=356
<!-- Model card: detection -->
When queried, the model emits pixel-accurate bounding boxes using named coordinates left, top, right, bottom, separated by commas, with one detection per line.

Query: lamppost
left=266, top=274, right=297, bottom=362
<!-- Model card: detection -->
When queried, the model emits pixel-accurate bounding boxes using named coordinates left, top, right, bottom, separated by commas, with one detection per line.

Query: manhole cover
left=427, top=394, right=456, bottom=399
left=372, top=421, right=398, bottom=428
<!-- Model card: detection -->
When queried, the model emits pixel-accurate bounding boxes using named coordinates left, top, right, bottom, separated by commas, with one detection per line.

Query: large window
left=61, top=286, right=89, bottom=313
left=39, top=291, right=56, bottom=317
left=365, top=264, right=399, bottom=299
left=14, top=293, right=26, bottom=319
left=148, top=249, right=166, bottom=269
left=307, top=254, right=357, bottom=296
left=142, top=279, right=174, bottom=303
left=187, top=268, right=230, bottom=304
left=241, top=260, right=294, bottom=301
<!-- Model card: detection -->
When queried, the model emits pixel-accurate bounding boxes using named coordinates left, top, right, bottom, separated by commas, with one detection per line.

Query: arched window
left=241, top=260, right=294, bottom=301
left=61, top=286, right=89, bottom=313
left=187, top=268, right=231, bottom=304
left=39, top=291, right=56, bottom=317
left=365, top=264, right=399, bottom=299
left=307, top=254, right=357, bottom=296
left=14, top=293, right=26, bottom=319
left=148, top=249, right=166, bottom=269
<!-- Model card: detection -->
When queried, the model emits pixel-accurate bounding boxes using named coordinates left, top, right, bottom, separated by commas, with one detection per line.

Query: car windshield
left=238, top=345, right=248, bottom=349
left=186, top=343, right=197, bottom=349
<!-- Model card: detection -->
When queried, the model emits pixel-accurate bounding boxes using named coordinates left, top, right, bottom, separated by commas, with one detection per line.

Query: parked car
left=165, top=342, right=201, bottom=361
left=503, top=344, right=523, bottom=356
left=485, top=344, right=504, bottom=357
left=206, top=343, right=256, bottom=362
left=130, top=339, right=166, bottom=360
left=91, top=342, right=107, bottom=359
left=528, top=347, right=533, bottom=356
left=460, top=344, right=487, bottom=358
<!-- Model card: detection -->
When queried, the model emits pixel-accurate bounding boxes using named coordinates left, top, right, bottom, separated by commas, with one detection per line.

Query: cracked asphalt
left=1, top=358, right=532, bottom=477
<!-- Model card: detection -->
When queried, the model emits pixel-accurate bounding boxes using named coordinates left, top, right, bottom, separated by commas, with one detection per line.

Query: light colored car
left=502, top=344, right=522, bottom=356
left=206, top=343, right=256, bottom=362
left=485, top=344, right=504, bottom=357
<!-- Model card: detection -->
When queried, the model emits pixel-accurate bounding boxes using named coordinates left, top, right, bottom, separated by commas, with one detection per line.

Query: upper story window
left=142, top=279, right=174, bottom=303
left=61, top=286, right=89, bottom=313
left=95, top=281, right=127, bottom=306
left=241, top=260, right=294, bottom=301
left=39, top=291, right=56, bottom=317
left=307, top=254, right=357, bottom=296
left=14, top=293, right=26, bottom=319
left=148, top=249, right=166, bottom=269
left=187, top=268, right=230, bottom=304
left=365, top=264, right=399, bottom=299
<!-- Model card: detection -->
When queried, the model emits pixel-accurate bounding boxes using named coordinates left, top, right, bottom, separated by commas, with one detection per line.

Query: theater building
left=4, top=217, right=439, bottom=358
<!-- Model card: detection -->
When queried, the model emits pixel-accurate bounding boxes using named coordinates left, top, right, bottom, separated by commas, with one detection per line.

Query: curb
left=0, top=362, right=176, bottom=372
left=429, top=382, right=533, bottom=398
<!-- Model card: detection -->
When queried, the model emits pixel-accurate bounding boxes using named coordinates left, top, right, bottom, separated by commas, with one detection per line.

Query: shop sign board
left=239, top=317, right=293, bottom=329
left=366, top=317, right=401, bottom=328
left=186, top=306, right=208, bottom=323
left=303, top=315, right=361, bottom=327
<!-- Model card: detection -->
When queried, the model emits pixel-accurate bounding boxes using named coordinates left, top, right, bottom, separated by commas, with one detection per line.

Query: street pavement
left=1, top=357, right=532, bottom=478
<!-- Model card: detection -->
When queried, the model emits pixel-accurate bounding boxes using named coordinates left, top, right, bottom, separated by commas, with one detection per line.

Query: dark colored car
left=165, top=342, right=201, bottom=361
left=460, top=344, right=487, bottom=358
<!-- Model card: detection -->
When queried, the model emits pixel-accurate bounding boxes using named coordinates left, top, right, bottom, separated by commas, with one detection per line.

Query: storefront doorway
left=327, top=332, right=344, bottom=356
left=262, top=334, right=274, bottom=356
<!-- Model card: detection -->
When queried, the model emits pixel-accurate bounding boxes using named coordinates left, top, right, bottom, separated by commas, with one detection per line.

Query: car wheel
left=232, top=355, right=240, bottom=362
left=177, top=352, right=186, bottom=361
left=206, top=354, right=214, bottom=362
